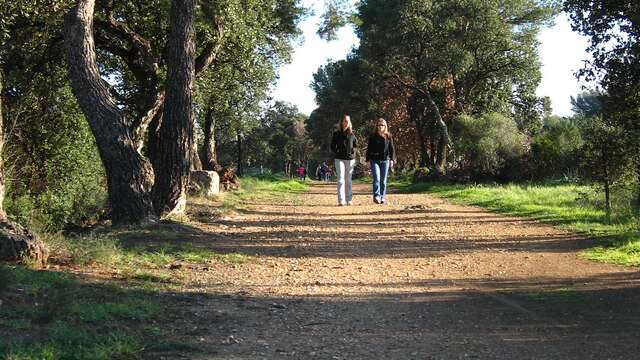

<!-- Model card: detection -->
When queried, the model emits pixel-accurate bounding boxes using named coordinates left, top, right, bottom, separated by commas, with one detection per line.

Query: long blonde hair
left=337, top=114, right=353, bottom=133
left=374, top=118, right=389, bottom=137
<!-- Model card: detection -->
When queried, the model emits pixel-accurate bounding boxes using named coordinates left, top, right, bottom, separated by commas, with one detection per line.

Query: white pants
left=335, top=159, right=355, bottom=204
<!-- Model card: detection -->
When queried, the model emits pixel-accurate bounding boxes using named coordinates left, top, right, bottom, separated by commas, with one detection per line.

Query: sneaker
left=339, top=201, right=346, bottom=206
left=380, top=199, right=385, bottom=204
left=373, top=197, right=380, bottom=204
left=347, top=201, right=353, bottom=206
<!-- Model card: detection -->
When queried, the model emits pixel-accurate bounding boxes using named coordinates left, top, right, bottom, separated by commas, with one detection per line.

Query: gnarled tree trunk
left=202, top=106, right=220, bottom=171
left=0, top=72, right=48, bottom=266
left=65, top=0, right=155, bottom=224
left=151, top=0, right=196, bottom=217
left=424, top=86, right=451, bottom=175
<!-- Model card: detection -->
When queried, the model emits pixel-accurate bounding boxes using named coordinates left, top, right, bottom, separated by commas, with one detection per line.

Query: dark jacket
left=331, top=130, right=357, bottom=160
left=366, top=133, right=396, bottom=162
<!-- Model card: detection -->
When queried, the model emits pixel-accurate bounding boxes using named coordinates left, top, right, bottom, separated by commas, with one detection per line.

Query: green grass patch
left=0, top=265, right=167, bottom=359
left=393, top=181, right=640, bottom=266
left=220, top=175, right=309, bottom=209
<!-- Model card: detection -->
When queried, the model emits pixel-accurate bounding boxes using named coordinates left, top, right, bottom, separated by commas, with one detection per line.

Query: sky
left=272, top=3, right=593, bottom=117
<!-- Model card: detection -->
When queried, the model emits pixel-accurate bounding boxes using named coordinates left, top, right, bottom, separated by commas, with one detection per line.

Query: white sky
left=272, top=5, right=592, bottom=117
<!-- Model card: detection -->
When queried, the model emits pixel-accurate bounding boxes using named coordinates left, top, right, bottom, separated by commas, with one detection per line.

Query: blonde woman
left=365, top=118, right=396, bottom=204
left=330, top=115, right=357, bottom=205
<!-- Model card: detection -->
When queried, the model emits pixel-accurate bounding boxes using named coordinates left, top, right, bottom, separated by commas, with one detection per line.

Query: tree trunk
left=236, top=132, right=244, bottom=176
left=603, top=146, right=611, bottom=218
left=0, top=71, right=48, bottom=266
left=635, top=158, right=640, bottom=215
left=151, top=0, right=196, bottom=217
left=407, top=95, right=430, bottom=167
left=191, top=125, right=202, bottom=171
left=424, top=86, right=451, bottom=175
left=202, top=106, right=219, bottom=171
left=436, top=135, right=448, bottom=173
left=64, top=0, right=156, bottom=224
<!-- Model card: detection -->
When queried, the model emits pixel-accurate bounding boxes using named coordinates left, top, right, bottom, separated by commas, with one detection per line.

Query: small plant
left=412, top=167, right=431, bottom=183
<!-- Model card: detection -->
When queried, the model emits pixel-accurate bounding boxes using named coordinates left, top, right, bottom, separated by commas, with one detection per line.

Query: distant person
left=331, top=115, right=357, bottom=206
left=365, top=118, right=396, bottom=204
left=296, top=165, right=306, bottom=181
left=320, top=161, right=330, bottom=182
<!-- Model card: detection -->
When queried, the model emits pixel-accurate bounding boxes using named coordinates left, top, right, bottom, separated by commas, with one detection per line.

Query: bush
left=530, top=116, right=583, bottom=180
left=453, top=112, right=527, bottom=181
left=3, top=74, right=107, bottom=231
left=412, top=167, right=431, bottom=182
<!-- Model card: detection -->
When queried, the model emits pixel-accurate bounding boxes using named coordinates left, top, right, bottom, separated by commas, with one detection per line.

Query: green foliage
left=310, top=0, right=558, bottom=171
left=454, top=113, right=527, bottom=180
left=578, top=116, right=629, bottom=193
left=248, top=101, right=311, bottom=172
left=530, top=116, right=583, bottom=179
left=2, top=77, right=107, bottom=231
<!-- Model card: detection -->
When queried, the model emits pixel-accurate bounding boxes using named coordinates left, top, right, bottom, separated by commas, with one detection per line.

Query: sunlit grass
left=219, top=175, right=309, bottom=208
left=393, top=181, right=640, bottom=267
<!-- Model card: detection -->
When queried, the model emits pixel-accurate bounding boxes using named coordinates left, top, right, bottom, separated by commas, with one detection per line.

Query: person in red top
left=296, top=165, right=306, bottom=181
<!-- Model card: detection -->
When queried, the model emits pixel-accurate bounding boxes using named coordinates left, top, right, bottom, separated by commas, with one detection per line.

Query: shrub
left=530, top=116, right=583, bottom=180
left=453, top=112, right=527, bottom=181
left=3, top=74, right=107, bottom=231
left=412, top=167, right=431, bottom=182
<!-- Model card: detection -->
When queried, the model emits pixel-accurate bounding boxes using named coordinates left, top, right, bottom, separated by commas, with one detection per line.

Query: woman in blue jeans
left=365, top=118, right=396, bottom=204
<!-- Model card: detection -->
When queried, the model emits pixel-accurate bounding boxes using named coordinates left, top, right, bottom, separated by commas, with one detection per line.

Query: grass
left=0, top=265, right=167, bottom=359
left=219, top=175, right=309, bottom=209
left=391, top=179, right=640, bottom=267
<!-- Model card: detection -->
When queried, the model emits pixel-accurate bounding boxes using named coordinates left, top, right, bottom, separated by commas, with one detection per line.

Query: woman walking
left=366, top=118, right=396, bottom=204
left=331, top=115, right=357, bottom=206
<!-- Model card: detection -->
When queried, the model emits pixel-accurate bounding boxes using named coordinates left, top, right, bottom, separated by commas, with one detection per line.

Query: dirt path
left=170, top=182, right=640, bottom=359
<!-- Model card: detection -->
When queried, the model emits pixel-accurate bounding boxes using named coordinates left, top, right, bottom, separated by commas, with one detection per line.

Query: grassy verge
left=0, top=265, right=168, bottom=359
left=391, top=180, right=640, bottom=266
left=218, top=175, right=309, bottom=209
left=1, top=176, right=307, bottom=358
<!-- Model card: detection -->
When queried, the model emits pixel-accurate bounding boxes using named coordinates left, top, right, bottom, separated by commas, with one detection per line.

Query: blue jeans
left=370, top=160, right=389, bottom=203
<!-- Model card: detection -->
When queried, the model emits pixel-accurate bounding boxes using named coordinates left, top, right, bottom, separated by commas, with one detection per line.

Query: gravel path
left=171, top=182, right=640, bottom=360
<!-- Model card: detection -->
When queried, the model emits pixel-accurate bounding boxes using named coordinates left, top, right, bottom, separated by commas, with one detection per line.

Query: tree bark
left=64, top=0, right=156, bottom=224
left=237, top=132, right=244, bottom=176
left=151, top=0, right=196, bottom=217
left=191, top=125, right=202, bottom=171
left=0, top=71, right=48, bottom=266
left=407, top=94, right=430, bottom=167
left=424, top=86, right=451, bottom=174
left=202, top=106, right=219, bottom=171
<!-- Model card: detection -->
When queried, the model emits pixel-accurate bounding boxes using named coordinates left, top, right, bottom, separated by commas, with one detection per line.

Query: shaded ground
left=164, top=182, right=639, bottom=359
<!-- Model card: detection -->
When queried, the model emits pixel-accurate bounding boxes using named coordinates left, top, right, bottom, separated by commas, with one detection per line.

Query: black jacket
left=331, top=130, right=357, bottom=160
left=366, top=133, right=396, bottom=162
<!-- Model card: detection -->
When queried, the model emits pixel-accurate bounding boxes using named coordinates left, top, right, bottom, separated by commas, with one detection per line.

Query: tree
left=64, top=0, right=304, bottom=221
left=564, top=0, right=640, bottom=207
left=151, top=0, right=196, bottom=217
left=579, top=116, right=628, bottom=217
left=64, top=0, right=156, bottom=224
left=312, top=0, right=557, bottom=175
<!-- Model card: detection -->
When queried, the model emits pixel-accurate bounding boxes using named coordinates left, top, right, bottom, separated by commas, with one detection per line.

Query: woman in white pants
left=330, top=115, right=358, bottom=206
